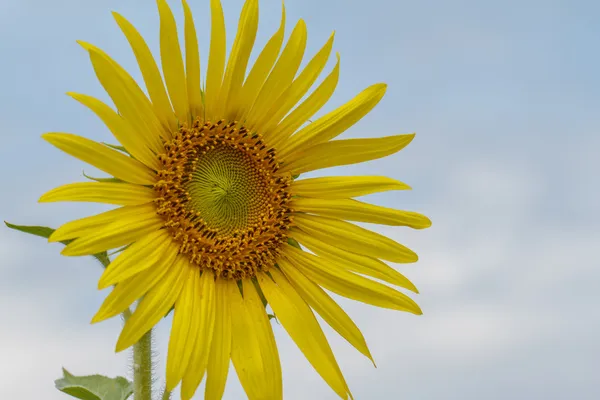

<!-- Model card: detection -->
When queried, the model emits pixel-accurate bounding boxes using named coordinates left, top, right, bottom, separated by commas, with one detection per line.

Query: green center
left=186, top=144, right=268, bottom=235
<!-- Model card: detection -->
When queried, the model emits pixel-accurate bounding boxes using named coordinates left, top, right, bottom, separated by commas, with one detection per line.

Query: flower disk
left=155, top=119, right=292, bottom=279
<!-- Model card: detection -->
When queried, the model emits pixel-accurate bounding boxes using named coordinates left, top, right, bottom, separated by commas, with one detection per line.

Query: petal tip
left=76, top=40, right=93, bottom=51
left=90, top=313, right=104, bottom=324
left=47, top=232, right=61, bottom=243
left=98, top=277, right=112, bottom=290
left=412, top=304, right=423, bottom=315
left=60, top=246, right=76, bottom=256
left=115, top=339, right=129, bottom=353
left=421, top=217, right=432, bottom=229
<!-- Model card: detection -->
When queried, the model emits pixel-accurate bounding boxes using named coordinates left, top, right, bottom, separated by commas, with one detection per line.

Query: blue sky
left=1, top=0, right=599, bottom=399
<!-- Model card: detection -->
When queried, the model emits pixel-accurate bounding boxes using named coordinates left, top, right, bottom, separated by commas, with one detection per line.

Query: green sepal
left=83, top=171, right=123, bottom=184
left=108, top=243, right=131, bottom=256
left=4, top=222, right=54, bottom=239
left=252, top=278, right=268, bottom=308
left=55, top=368, right=133, bottom=400
left=4, top=221, right=110, bottom=267
left=102, top=143, right=130, bottom=154
left=287, top=237, right=302, bottom=250
left=164, top=305, right=175, bottom=319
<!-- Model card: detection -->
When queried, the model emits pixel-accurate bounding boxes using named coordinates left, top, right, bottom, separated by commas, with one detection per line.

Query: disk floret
left=154, top=119, right=293, bottom=279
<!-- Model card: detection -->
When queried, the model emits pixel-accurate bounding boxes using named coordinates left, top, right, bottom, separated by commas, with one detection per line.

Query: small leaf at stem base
left=55, top=368, right=133, bottom=400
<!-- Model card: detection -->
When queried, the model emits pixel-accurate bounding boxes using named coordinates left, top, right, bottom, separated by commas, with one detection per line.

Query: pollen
left=154, top=119, right=293, bottom=279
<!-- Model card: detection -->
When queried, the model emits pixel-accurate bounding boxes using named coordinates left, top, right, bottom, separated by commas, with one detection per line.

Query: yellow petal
left=283, top=245, right=422, bottom=315
left=258, top=270, right=351, bottom=400
left=292, top=197, right=432, bottom=228
left=112, top=12, right=177, bottom=133
left=205, top=0, right=226, bottom=120
left=278, top=83, right=387, bottom=158
left=42, top=133, right=155, bottom=185
left=270, top=54, right=340, bottom=148
left=157, top=0, right=189, bottom=125
left=39, top=182, right=155, bottom=205
left=261, top=31, right=335, bottom=138
left=236, top=5, right=285, bottom=121
left=50, top=203, right=155, bottom=243
left=165, top=258, right=197, bottom=390
left=290, top=227, right=417, bottom=292
left=181, top=271, right=217, bottom=400
left=243, top=281, right=282, bottom=400
left=230, top=279, right=282, bottom=400
left=291, top=175, right=410, bottom=199
left=82, top=44, right=165, bottom=154
left=281, top=133, right=415, bottom=174
left=217, top=0, right=259, bottom=120
left=244, top=19, right=307, bottom=128
left=61, top=212, right=163, bottom=256
left=98, top=229, right=176, bottom=289
left=92, top=251, right=176, bottom=323
left=204, top=278, right=232, bottom=400
left=116, top=258, right=187, bottom=352
left=293, top=213, right=417, bottom=263
left=182, top=0, right=203, bottom=120
left=67, top=92, right=160, bottom=170
left=279, top=260, right=373, bottom=362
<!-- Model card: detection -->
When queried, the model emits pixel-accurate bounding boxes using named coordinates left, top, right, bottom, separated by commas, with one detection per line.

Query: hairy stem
left=133, top=329, right=153, bottom=400
left=102, top=255, right=153, bottom=400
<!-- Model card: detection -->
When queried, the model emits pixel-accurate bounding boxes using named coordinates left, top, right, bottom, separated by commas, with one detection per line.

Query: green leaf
left=55, top=368, right=133, bottom=400
left=4, top=221, right=110, bottom=268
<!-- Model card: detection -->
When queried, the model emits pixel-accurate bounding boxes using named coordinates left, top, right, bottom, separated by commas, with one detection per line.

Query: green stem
left=161, top=388, right=172, bottom=400
left=101, top=255, right=153, bottom=400
left=133, top=329, right=153, bottom=400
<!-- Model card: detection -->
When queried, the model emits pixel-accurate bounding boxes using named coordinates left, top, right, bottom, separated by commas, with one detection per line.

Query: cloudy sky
left=1, top=0, right=599, bottom=399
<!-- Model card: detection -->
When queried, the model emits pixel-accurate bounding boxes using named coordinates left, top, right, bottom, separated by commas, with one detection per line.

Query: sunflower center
left=187, top=144, right=269, bottom=235
left=154, top=119, right=293, bottom=279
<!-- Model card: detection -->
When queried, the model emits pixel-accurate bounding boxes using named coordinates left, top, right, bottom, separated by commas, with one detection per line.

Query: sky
left=1, top=0, right=599, bottom=399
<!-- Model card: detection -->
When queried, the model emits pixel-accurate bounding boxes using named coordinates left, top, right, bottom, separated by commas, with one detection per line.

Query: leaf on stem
left=55, top=368, right=133, bottom=400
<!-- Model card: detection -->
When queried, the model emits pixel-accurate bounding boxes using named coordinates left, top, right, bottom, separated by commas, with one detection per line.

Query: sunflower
left=40, top=0, right=430, bottom=399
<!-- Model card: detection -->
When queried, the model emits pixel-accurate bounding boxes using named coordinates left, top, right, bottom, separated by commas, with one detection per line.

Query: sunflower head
left=155, top=118, right=293, bottom=279
left=39, top=0, right=431, bottom=399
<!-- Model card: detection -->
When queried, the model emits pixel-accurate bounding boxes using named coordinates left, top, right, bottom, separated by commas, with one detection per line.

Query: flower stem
left=101, top=256, right=153, bottom=400
left=161, top=388, right=172, bottom=400
left=133, top=328, right=153, bottom=400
